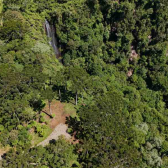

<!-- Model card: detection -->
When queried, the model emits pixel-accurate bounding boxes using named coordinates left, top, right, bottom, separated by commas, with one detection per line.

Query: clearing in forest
left=33, top=100, right=77, bottom=146
left=0, top=101, right=77, bottom=159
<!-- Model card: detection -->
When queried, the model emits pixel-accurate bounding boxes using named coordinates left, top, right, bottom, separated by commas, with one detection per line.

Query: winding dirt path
left=38, top=123, right=71, bottom=147
left=0, top=101, right=72, bottom=160
left=37, top=101, right=72, bottom=146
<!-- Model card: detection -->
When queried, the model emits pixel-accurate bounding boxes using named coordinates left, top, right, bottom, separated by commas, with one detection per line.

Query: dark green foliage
left=2, top=137, right=79, bottom=168
left=0, top=10, right=27, bottom=41
left=1, top=0, right=168, bottom=167
left=76, top=91, right=141, bottom=167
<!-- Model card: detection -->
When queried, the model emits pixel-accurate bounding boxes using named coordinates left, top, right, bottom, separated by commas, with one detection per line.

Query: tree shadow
left=30, top=99, right=45, bottom=112
left=52, top=86, right=75, bottom=103
left=65, top=116, right=80, bottom=139
left=49, top=139, right=56, bottom=144
left=61, top=90, right=75, bottom=103
left=41, top=110, right=53, bottom=118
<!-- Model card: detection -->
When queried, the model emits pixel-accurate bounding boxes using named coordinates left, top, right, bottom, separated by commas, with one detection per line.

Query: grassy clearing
left=31, top=101, right=78, bottom=146
left=63, top=103, right=77, bottom=118
left=31, top=106, right=53, bottom=146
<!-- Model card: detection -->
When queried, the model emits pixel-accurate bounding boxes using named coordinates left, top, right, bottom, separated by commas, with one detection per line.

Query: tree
left=44, top=137, right=79, bottom=168
left=0, top=10, right=27, bottom=41
left=2, top=137, right=79, bottom=168
left=53, top=69, right=66, bottom=101
left=42, top=86, right=55, bottom=116
left=76, top=91, right=141, bottom=167
left=66, top=66, right=89, bottom=105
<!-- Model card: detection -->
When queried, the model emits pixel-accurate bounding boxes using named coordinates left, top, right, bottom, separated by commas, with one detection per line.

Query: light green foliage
left=29, top=121, right=48, bottom=137
left=0, top=125, right=4, bottom=132
left=0, top=10, right=27, bottom=41
left=1, top=0, right=168, bottom=167
left=39, top=113, right=46, bottom=123
left=32, top=42, right=51, bottom=53
left=63, top=103, right=76, bottom=117
left=2, top=137, right=79, bottom=168
left=0, top=0, right=3, bottom=13
left=0, top=0, right=3, bottom=26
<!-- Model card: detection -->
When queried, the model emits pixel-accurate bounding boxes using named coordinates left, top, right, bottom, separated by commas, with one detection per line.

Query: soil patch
left=0, top=146, right=10, bottom=161
left=43, top=100, right=69, bottom=129
left=38, top=123, right=71, bottom=147
left=38, top=100, right=78, bottom=146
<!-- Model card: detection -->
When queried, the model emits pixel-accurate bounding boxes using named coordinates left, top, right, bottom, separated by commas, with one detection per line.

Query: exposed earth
left=0, top=100, right=77, bottom=160
left=36, top=100, right=76, bottom=146
left=38, top=123, right=71, bottom=147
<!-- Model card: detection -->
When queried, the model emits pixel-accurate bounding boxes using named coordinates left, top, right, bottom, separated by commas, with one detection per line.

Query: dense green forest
left=1, top=0, right=168, bottom=167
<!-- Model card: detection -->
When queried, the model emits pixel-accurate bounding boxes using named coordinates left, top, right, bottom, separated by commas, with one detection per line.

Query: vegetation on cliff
left=1, top=0, right=168, bottom=167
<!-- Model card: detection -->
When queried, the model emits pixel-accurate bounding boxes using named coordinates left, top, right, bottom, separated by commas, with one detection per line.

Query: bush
left=0, top=125, right=4, bottom=132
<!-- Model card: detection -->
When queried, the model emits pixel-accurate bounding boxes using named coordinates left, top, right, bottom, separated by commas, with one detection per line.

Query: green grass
left=63, top=103, right=77, bottom=118
left=31, top=101, right=78, bottom=146
left=31, top=125, right=52, bottom=146
left=31, top=109, right=53, bottom=146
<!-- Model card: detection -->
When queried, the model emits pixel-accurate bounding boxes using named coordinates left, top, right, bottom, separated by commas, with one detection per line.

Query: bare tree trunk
left=49, top=101, right=52, bottom=115
left=76, top=92, right=78, bottom=105
left=82, top=94, right=83, bottom=103
left=59, top=89, right=61, bottom=101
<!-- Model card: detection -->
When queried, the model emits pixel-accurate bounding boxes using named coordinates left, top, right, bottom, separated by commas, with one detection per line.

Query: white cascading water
left=45, top=20, right=60, bottom=57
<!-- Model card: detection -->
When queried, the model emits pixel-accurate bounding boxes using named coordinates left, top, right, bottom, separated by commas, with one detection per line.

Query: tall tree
left=76, top=91, right=141, bottom=167
left=66, top=66, right=89, bottom=105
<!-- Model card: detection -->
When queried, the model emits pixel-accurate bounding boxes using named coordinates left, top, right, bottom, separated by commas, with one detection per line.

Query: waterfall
left=45, top=20, right=60, bottom=57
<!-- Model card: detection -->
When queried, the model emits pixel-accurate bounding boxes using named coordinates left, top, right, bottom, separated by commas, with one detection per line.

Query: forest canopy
left=1, top=0, right=168, bottom=167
